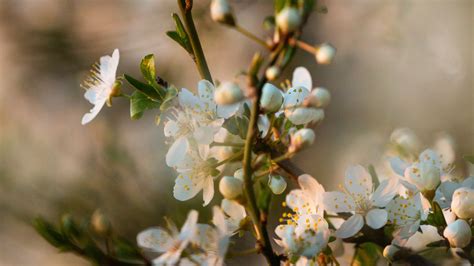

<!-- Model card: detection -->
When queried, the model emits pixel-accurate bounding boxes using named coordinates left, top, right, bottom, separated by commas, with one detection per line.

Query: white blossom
left=210, top=0, right=235, bottom=26
left=285, top=174, right=325, bottom=218
left=323, top=165, right=397, bottom=238
left=81, top=49, right=120, bottom=125
left=283, top=67, right=325, bottom=125
left=221, top=199, right=246, bottom=233
left=260, top=83, right=284, bottom=113
left=387, top=193, right=428, bottom=239
left=173, top=145, right=219, bottom=206
left=137, top=210, right=198, bottom=265
left=268, top=174, right=287, bottom=195
left=307, top=87, right=331, bottom=109
left=289, top=128, right=315, bottom=153
left=214, top=81, right=243, bottom=106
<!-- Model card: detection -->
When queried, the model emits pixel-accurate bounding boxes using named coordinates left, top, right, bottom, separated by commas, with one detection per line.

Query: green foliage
left=125, top=55, right=178, bottom=120
left=167, top=13, right=193, bottom=54
left=425, top=201, right=447, bottom=227
left=464, top=155, right=474, bottom=164
left=223, top=115, right=249, bottom=139
left=257, top=181, right=272, bottom=213
left=352, top=242, right=383, bottom=266
left=368, top=164, right=380, bottom=189
left=33, top=215, right=148, bottom=266
left=274, top=0, right=287, bottom=13
left=130, top=91, right=162, bottom=120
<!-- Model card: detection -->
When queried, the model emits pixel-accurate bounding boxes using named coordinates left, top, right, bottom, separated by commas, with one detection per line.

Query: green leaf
left=33, top=217, right=69, bottom=249
left=124, top=74, right=161, bottom=101
left=257, top=182, right=272, bottom=212
left=301, top=0, right=315, bottom=16
left=223, top=116, right=249, bottom=139
left=130, top=91, right=162, bottom=120
left=274, top=0, right=286, bottom=13
left=352, top=242, right=383, bottom=266
left=113, top=238, right=142, bottom=260
left=160, top=85, right=178, bottom=112
left=425, top=201, right=446, bottom=227
left=60, top=214, right=81, bottom=239
left=263, top=16, right=275, bottom=30
left=463, top=155, right=474, bottom=164
left=167, top=14, right=193, bottom=54
left=140, top=54, right=157, bottom=85
left=140, top=55, right=167, bottom=97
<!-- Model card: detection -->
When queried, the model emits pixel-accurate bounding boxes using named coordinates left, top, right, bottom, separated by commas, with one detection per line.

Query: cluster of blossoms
left=74, top=0, right=473, bottom=265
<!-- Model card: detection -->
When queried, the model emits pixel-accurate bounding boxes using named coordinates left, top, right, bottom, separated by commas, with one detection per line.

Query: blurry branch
left=33, top=214, right=151, bottom=266
left=176, top=0, right=213, bottom=83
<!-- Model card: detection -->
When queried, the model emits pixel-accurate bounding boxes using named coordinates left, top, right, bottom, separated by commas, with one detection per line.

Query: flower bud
left=214, top=82, right=244, bottom=105
left=265, top=66, right=280, bottom=81
left=260, top=83, right=283, bottom=113
left=390, top=128, right=421, bottom=156
left=285, top=107, right=325, bottom=125
left=210, top=0, right=235, bottom=26
left=276, top=7, right=301, bottom=34
left=307, top=87, right=331, bottom=108
left=268, top=175, right=287, bottom=194
left=315, top=43, right=336, bottom=65
left=91, top=209, right=111, bottom=236
left=443, top=219, right=471, bottom=248
left=451, top=187, right=474, bottom=219
left=383, top=245, right=399, bottom=261
left=289, top=128, right=315, bottom=153
left=233, top=168, right=244, bottom=181
left=219, top=176, right=243, bottom=199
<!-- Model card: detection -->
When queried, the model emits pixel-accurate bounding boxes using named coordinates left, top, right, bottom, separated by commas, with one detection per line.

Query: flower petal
left=292, top=67, right=312, bottom=91
left=390, top=157, right=409, bottom=177
left=202, top=176, right=215, bottom=206
left=365, top=209, right=387, bottom=229
left=345, top=165, right=372, bottom=199
left=212, top=206, right=227, bottom=234
left=81, top=99, right=106, bottom=125
left=173, top=174, right=203, bottom=202
left=335, top=214, right=364, bottom=238
left=166, top=137, right=189, bottom=167
left=323, top=191, right=356, bottom=213
left=371, top=178, right=397, bottom=207
left=179, top=210, right=199, bottom=242
left=136, top=227, right=172, bottom=252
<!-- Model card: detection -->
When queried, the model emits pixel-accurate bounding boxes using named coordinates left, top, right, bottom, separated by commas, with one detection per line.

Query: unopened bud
left=285, top=107, right=325, bottom=125
left=443, top=219, right=471, bottom=248
left=260, top=83, right=283, bottom=113
left=451, top=187, right=474, bottom=219
left=307, top=87, right=331, bottom=108
left=276, top=7, right=301, bottom=34
left=219, top=176, right=243, bottom=199
left=390, top=128, right=421, bottom=156
left=268, top=175, right=287, bottom=194
left=383, top=245, right=399, bottom=261
left=289, top=128, right=315, bottom=153
left=91, top=209, right=111, bottom=236
left=315, top=43, right=336, bottom=65
left=214, top=82, right=243, bottom=105
left=210, top=0, right=235, bottom=26
left=265, top=66, right=281, bottom=81
left=233, top=168, right=244, bottom=181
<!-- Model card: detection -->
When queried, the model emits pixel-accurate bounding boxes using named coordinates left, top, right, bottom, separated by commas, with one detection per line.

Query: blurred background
left=0, top=0, right=472, bottom=264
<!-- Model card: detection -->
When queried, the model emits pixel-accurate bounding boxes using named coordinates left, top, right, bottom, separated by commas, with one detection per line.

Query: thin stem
left=177, top=0, right=213, bottom=83
left=211, top=141, right=244, bottom=148
left=271, top=152, right=292, bottom=164
left=234, top=25, right=269, bottom=48
left=213, top=150, right=243, bottom=168
left=242, top=40, right=287, bottom=266
left=291, top=38, right=317, bottom=54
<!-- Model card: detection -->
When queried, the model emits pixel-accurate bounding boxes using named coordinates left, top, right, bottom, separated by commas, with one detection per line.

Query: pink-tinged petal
left=335, top=214, right=364, bottom=238
left=212, top=206, right=227, bottom=234
left=292, top=67, right=312, bottom=91
left=323, top=191, right=355, bottom=213
left=136, top=227, right=172, bottom=252
left=365, top=209, right=387, bottom=229
left=202, top=176, right=215, bottom=206
left=371, top=179, right=397, bottom=207
left=344, top=165, right=372, bottom=199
